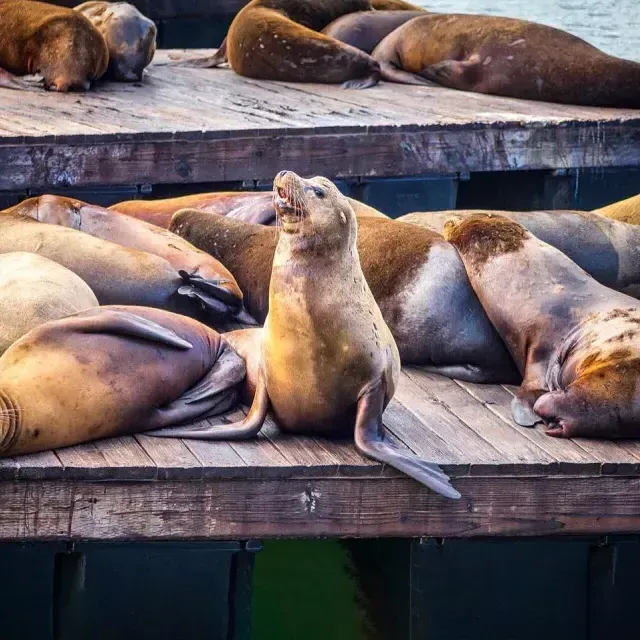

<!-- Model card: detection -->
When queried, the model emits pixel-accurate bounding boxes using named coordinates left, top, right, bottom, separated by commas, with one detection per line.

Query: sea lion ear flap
left=510, top=387, right=545, bottom=426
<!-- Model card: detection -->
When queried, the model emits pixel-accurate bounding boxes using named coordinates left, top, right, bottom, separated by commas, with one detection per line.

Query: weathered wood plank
left=93, top=436, right=157, bottom=480
left=4, top=475, right=640, bottom=540
left=134, top=434, right=203, bottom=480
left=55, top=443, right=111, bottom=480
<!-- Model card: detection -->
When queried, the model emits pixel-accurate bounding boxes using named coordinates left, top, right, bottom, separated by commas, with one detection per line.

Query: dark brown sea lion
left=0, top=211, right=237, bottom=324
left=109, top=191, right=388, bottom=229
left=0, top=252, right=98, bottom=356
left=148, top=171, right=459, bottom=499
left=0, top=0, right=108, bottom=91
left=169, top=207, right=519, bottom=383
left=399, top=209, right=640, bottom=297
left=444, top=213, right=640, bottom=438
left=596, top=193, right=640, bottom=225
left=10, top=195, right=251, bottom=323
left=75, top=1, right=157, bottom=82
left=0, top=306, right=245, bottom=455
left=371, top=13, right=640, bottom=106
left=322, top=10, right=424, bottom=54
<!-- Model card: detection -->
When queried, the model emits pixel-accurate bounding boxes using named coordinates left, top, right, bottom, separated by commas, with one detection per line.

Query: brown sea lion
left=10, top=195, right=251, bottom=323
left=0, top=252, right=98, bottom=356
left=75, top=1, right=157, bottom=82
left=0, top=211, right=238, bottom=324
left=444, top=213, right=640, bottom=437
left=169, top=207, right=519, bottom=383
left=109, top=191, right=388, bottom=229
left=399, top=209, right=640, bottom=298
left=0, top=0, right=108, bottom=92
left=596, top=193, right=640, bottom=225
left=371, top=13, right=640, bottom=106
left=148, top=171, right=460, bottom=499
left=322, top=10, right=425, bottom=54
left=0, top=306, right=245, bottom=455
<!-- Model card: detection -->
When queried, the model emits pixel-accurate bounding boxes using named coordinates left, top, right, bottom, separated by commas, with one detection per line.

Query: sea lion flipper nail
left=146, top=373, right=269, bottom=440
left=354, top=380, right=461, bottom=500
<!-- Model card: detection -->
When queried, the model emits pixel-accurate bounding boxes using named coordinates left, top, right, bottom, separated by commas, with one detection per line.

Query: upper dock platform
left=1, top=50, right=639, bottom=192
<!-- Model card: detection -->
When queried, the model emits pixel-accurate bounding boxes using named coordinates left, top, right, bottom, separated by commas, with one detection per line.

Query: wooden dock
left=1, top=50, right=639, bottom=193
left=3, top=367, right=640, bottom=541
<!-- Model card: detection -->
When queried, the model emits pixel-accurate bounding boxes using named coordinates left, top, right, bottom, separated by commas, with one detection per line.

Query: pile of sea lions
left=0, top=170, right=639, bottom=502
left=2, top=0, right=639, bottom=107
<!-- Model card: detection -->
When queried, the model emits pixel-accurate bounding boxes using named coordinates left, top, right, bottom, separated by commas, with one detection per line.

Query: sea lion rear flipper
left=354, top=379, right=461, bottom=500
left=71, top=309, right=193, bottom=349
left=378, top=61, right=435, bottom=86
left=420, top=363, right=516, bottom=384
left=511, top=387, right=545, bottom=427
left=341, top=70, right=381, bottom=90
left=145, top=371, right=269, bottom=439
left=165, top=40, right=228, bottom=68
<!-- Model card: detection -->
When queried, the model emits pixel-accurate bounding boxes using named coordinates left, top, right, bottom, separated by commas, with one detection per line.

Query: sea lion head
left=9, top=195, right=84, bottom=227
left=272, top=171, right=356, bottom=249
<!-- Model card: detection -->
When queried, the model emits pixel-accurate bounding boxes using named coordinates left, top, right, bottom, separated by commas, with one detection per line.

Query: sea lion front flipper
left=178, top=270, right=242, bottom=308
left=420, top=363, right=515, bottom=384
left=420, top=55, right=481, bottom=90
left=378, top=61, right=435, bottom=86
left=69, top=308, right=193, bottom=349
left=0, top=68, right=41, bottom=92
left=341, top=69, right=381, bottom=89
left=146, top=371, right=269, bottom=440
left=510, top=387, right=545, bottom=427
left=354, top=379, right=461, bottom=500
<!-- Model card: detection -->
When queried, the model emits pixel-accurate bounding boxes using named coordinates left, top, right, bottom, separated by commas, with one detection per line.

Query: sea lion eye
left=313, top=187, right=325, bottom=198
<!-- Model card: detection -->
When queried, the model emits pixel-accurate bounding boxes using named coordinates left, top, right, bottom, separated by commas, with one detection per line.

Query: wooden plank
left=456, top=381, right=603, bottom=474
left=14, top=451, right=64, bottom=480
left=405, top=368, right=557, bottom=474
left=4, top=475, right=640, bottom=540
left=55, top=443, right=111, bottom=480
left=93, top=436, right=157, bottom=480
left=135, top=434, right=203, bottom=480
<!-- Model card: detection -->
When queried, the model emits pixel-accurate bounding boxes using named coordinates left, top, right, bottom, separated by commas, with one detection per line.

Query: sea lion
left=596, top=193, right=640, bottom=225
left=0, top=252, right=98, bottom=356
left=0, top=211, right=238, bottom=324
left=169, top=207, right=519, bottom=383
left=371, top=13, right=640, bottom=106
left=109, top=191, right=388, bottom=229
left=444, top=213, right=640, bottom=438
left=399, top=209, right=640, bottom=297
left=0, top=0, right=108, bottom=92
left=75, top=1, right=157, bottom=82
left=10, top=195, right=251, bottom=323
left=0, top=306, right=245, bottom=455
left=147, top=171, right=459, bottom=499
left=322, top=10, right=424, bottom=54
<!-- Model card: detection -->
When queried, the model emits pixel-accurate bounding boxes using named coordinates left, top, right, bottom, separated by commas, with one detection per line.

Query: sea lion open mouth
left=273, top=172, right=306, bottom=231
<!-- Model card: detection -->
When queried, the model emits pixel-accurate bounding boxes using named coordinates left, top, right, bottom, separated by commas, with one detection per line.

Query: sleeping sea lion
left=0, top=252, right=98, bottom=356
left=596, top=193, right=640, bottom=225
left=11, top=195, right=251, bottom=323
left=444, top=213, right=640, bottom=438
left=75, top=1, right=157, bottom=81
left=0, top=211, right=237, bottom=324
left=371, top=13, right=640, bottom=106
left=0, top=306, right=245, bottom=455
left=147, top=171, right=460, bottom=499
left=322, top=10, right=425, bottom=54
left=0, top=0, right=108, bottom=91
left=399, top=209, right=640, bottom=298
left=109, top=191, right=388, bottom=229
left=169, top=204, right=519, bottom=383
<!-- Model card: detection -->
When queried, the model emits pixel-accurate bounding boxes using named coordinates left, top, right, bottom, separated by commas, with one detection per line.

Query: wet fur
left=597, top=193, right=640, bottom=225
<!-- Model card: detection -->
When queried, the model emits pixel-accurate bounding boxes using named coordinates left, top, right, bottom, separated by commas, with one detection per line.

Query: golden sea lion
left=444, top=213, right=640, bottom=437
left=371, top=13, right=640, bottom=106
left=148, top=171, right=460, bottom=498
left=0, top=252, right=98, bottom=356
left=0, top=306, right=245, bottom=455
left=596, top=193, right=640, bottom=225
left=0, top=0, right=108, bottom=91
left=10, top=195, right=251, bottom=323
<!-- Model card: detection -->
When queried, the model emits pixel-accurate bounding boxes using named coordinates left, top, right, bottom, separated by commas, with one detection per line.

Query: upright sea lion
left=10, top=195, right=250, bottom=323
left=444, top=213, right=640, bottom=438
left=0, top=306, right=245, bottom=455
left=322, top=10, right=425, bottom=54
left=399, top=209, right=640, bottom=297
left=0, top=252, right=98, bottom=356
left=75, top=1, right=157, bottom=82
left=109, top=191, right=388, bottom=229
left=148, top=171, right=460, bottom=499
left=169, top=207, right=519, bottom=382
left=0, top=0, right=108, bottom=91
left=0, top=211, right=238, bottom=324
left=596, top=193, right=640, bottom=225
left=371, top=13, right=640, bottom=106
